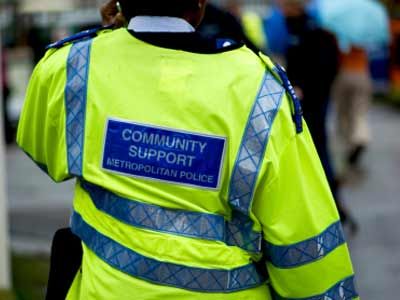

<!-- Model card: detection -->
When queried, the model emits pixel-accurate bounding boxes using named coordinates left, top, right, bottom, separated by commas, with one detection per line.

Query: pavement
left=7, top=148, right=73, bottom=254
left=6, top=103, right=400, bottom=299
left=337, top=103, right=400, bottom=299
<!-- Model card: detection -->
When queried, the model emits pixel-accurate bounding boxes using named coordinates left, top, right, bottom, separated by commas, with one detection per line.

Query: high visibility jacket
left=17, top=27, right=359, bottom=300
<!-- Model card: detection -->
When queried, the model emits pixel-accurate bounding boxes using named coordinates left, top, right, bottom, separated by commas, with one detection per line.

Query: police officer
left=18, top=0, right=358, bottom=299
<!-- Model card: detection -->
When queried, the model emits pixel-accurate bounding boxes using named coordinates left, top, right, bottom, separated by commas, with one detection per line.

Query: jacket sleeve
left=252, top=92, right=359, bottom=299
left=17, top=49, right=71, bottom=182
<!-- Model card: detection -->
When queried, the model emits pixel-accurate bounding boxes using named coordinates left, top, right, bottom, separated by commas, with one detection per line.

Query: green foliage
left=0, top=289, right=15, bottom=300
left=11, top=255, right=49, bottom=300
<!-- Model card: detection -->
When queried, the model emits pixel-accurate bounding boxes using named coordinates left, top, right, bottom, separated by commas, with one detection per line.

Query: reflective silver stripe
left=225, top=211, right=263, bottom=253
left=81, top=181, right=225, bottom=241
left=271, top=276, right=358, bottom=300
left=65, top=39, right=92, bottom=176
left=71, top=211, right=267, bottom=292
left=265, top=221, right=346, bottom=268
left=81, top=181, right=262, bottom=252
left=228, top=72, right=285, bottom=252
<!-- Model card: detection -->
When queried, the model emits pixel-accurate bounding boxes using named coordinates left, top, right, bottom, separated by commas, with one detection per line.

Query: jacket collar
left=128, top=16, right=195, bottom=33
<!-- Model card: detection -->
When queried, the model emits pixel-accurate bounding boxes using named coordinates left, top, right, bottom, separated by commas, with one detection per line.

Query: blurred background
left=0, top=0, right=399, bottom=299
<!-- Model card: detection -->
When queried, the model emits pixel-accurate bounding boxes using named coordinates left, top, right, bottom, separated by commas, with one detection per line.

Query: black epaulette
left=46, top=25, right=113, bottom=50
left=274, top=64, right=304, bottom=134
left=215, top=38, right=239, bottom=50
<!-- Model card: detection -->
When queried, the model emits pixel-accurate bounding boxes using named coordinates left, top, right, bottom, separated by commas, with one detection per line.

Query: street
left=7, top=103, right=400, bottom=299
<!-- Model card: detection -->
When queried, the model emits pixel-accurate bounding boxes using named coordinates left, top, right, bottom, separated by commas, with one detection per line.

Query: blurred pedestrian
left=278, top=0, right=359, bottom=229
left=18, top=0, right=357, bottom=299
left=332, top=47, right=372, bottom=168
left=310, top=0, right=389, bottom=167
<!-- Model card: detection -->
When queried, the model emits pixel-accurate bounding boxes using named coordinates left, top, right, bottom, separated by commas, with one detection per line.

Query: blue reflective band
left=65, top=39, right=93, bottom=176
left=71, top=212, right=267, bottom=293
left=274, top=65, right=303, bottom=134
left=226, top=211, right=262, bottom=253
left=271, top=276, right=358, bottom=300
left=81, top=181, right=225, bottom=241
left=265, top=221, right=346, bottom=268
left=102, top=119, right=226, bottom=189
left=228, top=72, right=284, bottom=253
left=229, top=72, right=284, bottom=215
left=81, top=181, right=262, bottom=252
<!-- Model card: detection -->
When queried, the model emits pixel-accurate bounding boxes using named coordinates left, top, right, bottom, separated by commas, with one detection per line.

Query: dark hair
left=119, top=0, right=199, bottom=19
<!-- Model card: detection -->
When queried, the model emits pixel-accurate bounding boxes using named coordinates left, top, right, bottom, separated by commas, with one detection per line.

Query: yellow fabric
left=268, top=245, right=354, bottom=298
left=66, top=245, right=271, bottom=300
left=244, top=91, right=355, bottom=299
left=253, top=54, right=356, bottom=298
left=83, top=29, right=264, bottom=216
left=253, top=107, right=340, bottom=244
left=18, top=28, right=357, bottom=299
left=17, top=46, right=71, bottom=182
left=73, top=182, right=252, bottom=270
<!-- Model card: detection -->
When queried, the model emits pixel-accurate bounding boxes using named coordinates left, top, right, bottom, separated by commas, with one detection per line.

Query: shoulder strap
left=46, top=25, right=113, bottom=50
left=258, top=53, right=304, bottom=134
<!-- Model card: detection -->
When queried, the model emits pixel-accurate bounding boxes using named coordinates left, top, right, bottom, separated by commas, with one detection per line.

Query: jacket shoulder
left=258, top=53, right=304, bottom=134
left=36, top=26, right=114, bottom=78
left=46, top=25, right=113, bottom=50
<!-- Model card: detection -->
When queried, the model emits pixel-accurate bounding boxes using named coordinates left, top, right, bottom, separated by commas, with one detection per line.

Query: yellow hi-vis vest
left=17, top=27, right=359, bottom=300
